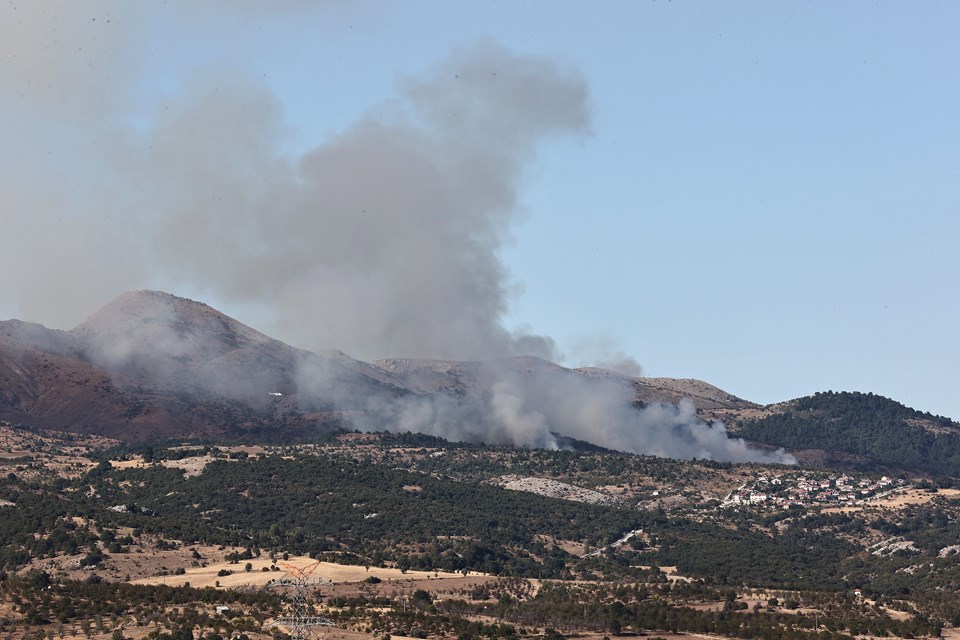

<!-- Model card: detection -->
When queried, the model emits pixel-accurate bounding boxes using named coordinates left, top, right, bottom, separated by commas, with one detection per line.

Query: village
left=721, top=472, right=908, bottom=510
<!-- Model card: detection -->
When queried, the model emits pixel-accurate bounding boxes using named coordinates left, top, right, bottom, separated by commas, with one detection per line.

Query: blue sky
left=2, top=1, right=959, bottom=418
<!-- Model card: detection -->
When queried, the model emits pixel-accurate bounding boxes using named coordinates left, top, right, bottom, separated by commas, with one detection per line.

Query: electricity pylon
left=267, top=560, right=335, bottom=640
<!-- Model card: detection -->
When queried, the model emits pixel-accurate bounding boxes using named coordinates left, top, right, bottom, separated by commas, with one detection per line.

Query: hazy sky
left=2, top=1, right=958, bottom=419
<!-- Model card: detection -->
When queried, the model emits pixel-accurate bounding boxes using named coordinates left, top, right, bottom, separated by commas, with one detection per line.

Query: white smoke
left=296, top=354, right=795, bottom=464
left=0, top=3, right=793, bottom=464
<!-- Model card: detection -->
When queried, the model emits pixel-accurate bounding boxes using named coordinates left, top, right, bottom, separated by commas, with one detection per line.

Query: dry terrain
left=110, top=446, right=266, bottom=477
left=823, top=488, right=960, bottom=514
left=132, top=555, right=484, bottom=590
left=496, top=475, right=622, bottom=506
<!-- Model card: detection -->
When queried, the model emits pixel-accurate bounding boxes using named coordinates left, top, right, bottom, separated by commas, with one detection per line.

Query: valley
left=2, top=424, right=960, bottom=640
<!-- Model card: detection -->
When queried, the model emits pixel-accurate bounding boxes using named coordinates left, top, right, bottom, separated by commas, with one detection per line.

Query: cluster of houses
left=721, top=473, right=905, bottom=510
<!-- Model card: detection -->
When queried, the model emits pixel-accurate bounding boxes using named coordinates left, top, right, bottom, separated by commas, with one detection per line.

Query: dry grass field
left=133, top=555, right=485, bottom=589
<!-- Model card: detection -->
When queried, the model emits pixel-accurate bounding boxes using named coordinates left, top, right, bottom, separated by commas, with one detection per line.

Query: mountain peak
left=76, top=290, right=218, bottom=329
left=72, top=290, right=272, bottom=345
left=68, top=290, right=279, bottom=379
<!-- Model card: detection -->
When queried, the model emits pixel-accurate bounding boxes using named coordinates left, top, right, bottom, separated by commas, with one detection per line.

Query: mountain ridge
left=0, top=291, right=752, bottom=446
left=2, top=291, right=952, bottom=478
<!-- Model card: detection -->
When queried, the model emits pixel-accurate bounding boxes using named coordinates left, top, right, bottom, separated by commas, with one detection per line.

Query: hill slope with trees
left=736, top=391, right=960, bottom=477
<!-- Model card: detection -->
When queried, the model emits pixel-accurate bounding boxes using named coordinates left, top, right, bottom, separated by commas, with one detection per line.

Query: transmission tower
left=267, top=560, right=335, bottom=640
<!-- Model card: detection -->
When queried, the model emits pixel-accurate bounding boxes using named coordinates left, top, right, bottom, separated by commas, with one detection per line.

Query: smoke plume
left=3, top=19, right=584, bottom=362
left=297, top=355, right=795, bottom=464
left=1, top=3, right=793, bottom=464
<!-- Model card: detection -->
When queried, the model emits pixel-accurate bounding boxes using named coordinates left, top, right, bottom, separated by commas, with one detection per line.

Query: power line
left=267, top=560, right=335, bottom=640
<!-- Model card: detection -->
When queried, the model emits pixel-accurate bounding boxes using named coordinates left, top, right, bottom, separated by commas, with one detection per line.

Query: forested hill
left=736, top=391, right=960, bottom=478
